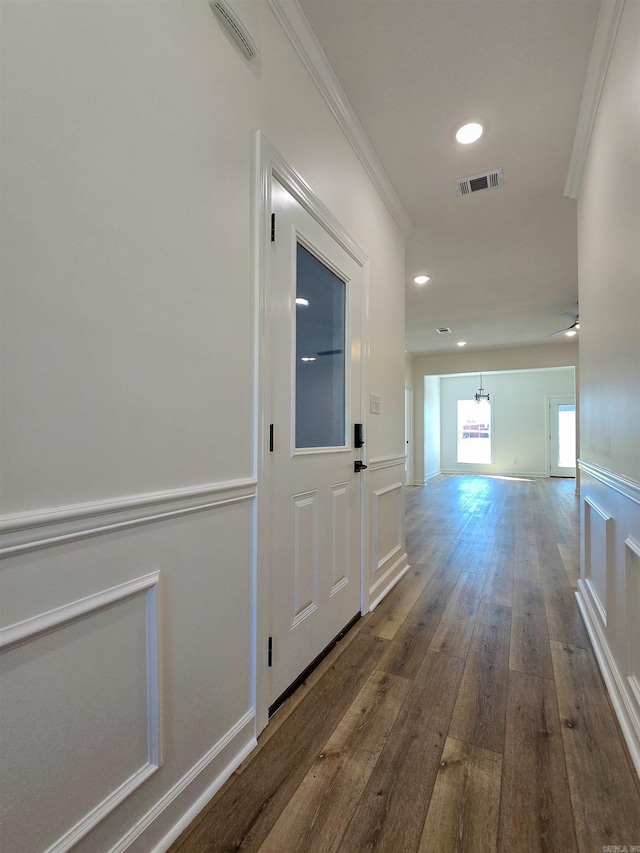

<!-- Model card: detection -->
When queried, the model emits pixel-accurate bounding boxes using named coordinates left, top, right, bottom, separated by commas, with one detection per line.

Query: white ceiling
left=297, top=0, right=600, bottom=355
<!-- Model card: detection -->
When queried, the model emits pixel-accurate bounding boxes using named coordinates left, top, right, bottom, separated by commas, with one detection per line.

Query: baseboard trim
left=440, top=468, right=548, bottom=479
left=369, top=557, right=410, bottom=611
left=149, top=738, right=257, bottom=853
left=112, top=711, right=256, bottom=853
left=576, top=583, right=640, bottom=779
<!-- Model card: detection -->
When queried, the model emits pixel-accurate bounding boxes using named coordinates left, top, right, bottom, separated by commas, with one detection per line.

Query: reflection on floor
left=170, top=475, right=640, bottom=853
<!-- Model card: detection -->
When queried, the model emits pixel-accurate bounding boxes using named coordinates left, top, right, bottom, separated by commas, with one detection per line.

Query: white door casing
left=254, top=134, right=369, bottom=730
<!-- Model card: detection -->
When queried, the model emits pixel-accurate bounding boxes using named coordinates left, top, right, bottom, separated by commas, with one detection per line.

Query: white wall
left=411, top=343, right=578, bottom=484
left=0, top=2, right=406, bottom=851
left=424, top=375, right=442, bottom=482
left=574, top=0, right=640, bottom=778
left=439, top=368, right=575, bottom=477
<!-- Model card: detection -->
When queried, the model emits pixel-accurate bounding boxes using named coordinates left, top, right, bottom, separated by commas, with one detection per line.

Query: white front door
left=268, top=178, right=363, bottom=709
left=549, top=396, right=576, bottom=477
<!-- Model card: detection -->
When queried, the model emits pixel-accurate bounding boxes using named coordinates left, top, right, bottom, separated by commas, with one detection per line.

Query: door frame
left=253, top=132, right=370, bottom=733
left=405, top=387, right=413, bottom=486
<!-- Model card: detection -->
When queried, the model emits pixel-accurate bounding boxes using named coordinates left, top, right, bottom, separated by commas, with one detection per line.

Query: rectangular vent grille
left=436, top=327, right=452, bottom=334
left=455, top=168, right=503, bottom=199
left=210, top=0, right=258, bottom=60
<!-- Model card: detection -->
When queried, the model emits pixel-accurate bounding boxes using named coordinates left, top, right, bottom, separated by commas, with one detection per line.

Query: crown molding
left=267, top=0, right=413, bottom=237
left=564, top=0, right=625, bottom=199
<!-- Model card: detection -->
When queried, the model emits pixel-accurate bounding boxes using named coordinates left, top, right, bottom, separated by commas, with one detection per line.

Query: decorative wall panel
left=583, top=495, right=612, bottom=626
left=626, top=537, right=640, bottom=709
left=374, top=482, right=403, bottom=573
left=0, top=575, right=160, bottom=853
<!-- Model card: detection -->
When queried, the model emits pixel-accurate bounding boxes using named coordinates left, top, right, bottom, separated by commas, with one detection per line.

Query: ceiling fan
left=551, top=308, right=579, bottom=337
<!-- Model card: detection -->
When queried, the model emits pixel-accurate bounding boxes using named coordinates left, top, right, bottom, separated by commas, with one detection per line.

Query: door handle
left=354, top=460, right=368, bottom=473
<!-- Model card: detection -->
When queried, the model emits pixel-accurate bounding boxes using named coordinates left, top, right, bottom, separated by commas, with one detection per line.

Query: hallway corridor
left=171, top=475, right=640, bottom=852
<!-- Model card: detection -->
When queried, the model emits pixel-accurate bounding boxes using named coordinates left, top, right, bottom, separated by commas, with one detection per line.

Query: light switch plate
left=370, top=394, right=381, bottom=414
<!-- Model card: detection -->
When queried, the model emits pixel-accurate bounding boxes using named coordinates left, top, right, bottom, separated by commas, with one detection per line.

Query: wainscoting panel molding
left=373, top=482, right=403, bottom=573
left=0, top=478, right=257, bottom=557
left=583, top=494, right=612, bottom=627
left=369, top=468, right=409, bottom=610
left=625, top=537, right=640, bottom=713
left=0, top=575, right=161, bottom=853
left=368, top=455, right=407, bottom=471
left=579, top=458, right=640, bottom=506
left=577, top=462, right=640, bottom=778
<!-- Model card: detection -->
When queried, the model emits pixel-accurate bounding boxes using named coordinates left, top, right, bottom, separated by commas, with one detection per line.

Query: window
left=457, top=399, right=492, bottom=463
left=295, top=243, right=346, bottom=449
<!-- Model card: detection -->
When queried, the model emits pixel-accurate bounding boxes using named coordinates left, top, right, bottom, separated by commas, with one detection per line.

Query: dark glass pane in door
left=295, top=244, right=346, bottom=449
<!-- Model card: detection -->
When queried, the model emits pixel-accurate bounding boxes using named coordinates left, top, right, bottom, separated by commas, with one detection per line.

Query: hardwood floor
left=169, top=475, right=640, bottom=853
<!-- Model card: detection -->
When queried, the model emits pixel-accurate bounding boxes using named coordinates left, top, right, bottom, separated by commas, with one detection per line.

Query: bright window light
left=457, top=399, right=492, bottom=463
left=296, top=297, right=310, bottom=306
left=456, top=122, right=484, bottom=144
left=557, top=404, right=576, bottom=467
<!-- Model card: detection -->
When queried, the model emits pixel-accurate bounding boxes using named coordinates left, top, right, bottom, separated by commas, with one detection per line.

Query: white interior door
left=268, top=179, right=363, bottom=709
left=549, top=396, right=576, bottom=477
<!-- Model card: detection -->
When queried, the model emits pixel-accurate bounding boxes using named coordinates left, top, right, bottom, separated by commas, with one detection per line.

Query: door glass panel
left=557, top=403, right=576, bottom=467
left=295, top=243, right=346, bottom=449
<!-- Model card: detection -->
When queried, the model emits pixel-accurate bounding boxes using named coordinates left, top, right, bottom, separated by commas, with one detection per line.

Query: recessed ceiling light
left=565, top=330, right=577, bottom=337
left=301, top=356, right=316, bottom=361
left=414, top=275, right=431, bottom=285
left=457, top=341, right=467, bottom=347
left=296, top=297, right=309, bottom=306
left=456, top=122, right=484, bottom=144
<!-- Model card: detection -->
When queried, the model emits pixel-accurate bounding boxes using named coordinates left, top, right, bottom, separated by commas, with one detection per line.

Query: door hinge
left=271, top=213, right=276, bottom=242
left=269, top=424, right=274, bottom=452
left=268, top=636, right=273, bottom=667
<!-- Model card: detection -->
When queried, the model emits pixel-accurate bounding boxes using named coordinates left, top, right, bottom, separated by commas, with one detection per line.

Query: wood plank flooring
left=170, top=475, right=640, bottom=853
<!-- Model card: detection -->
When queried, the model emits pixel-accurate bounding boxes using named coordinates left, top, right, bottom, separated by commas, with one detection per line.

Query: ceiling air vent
left=436, top=327, right=452, bottom=334
left=455, top=168, right=504, bottom=199
left=209, top=0, right=259, bottom=60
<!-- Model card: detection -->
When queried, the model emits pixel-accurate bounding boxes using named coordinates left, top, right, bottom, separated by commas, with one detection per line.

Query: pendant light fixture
left=475, top=373, right=490, bottom=403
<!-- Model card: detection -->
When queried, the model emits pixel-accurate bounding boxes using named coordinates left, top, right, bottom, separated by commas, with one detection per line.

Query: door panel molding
left=292, top=491, right=319, bottom=625
left=330, top=482, right=350, bottom=594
